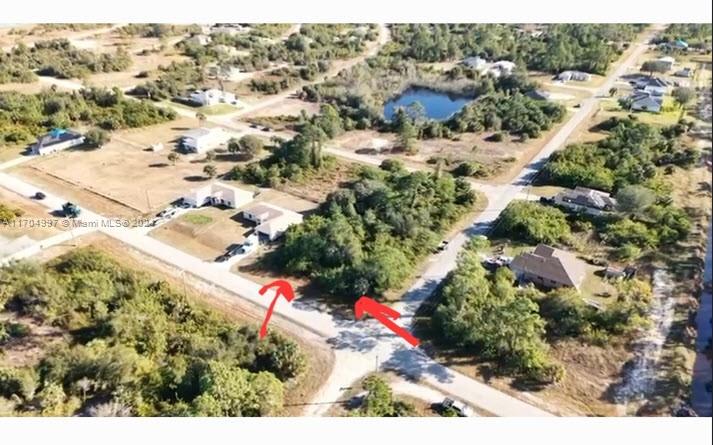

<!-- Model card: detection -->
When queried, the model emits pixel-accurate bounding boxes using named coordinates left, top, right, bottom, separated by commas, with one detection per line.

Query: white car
left=441, top=398, right=473, bottom=417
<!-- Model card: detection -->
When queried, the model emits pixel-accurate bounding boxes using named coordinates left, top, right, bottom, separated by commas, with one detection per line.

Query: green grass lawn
left=181, top=213, right=214, bottom=225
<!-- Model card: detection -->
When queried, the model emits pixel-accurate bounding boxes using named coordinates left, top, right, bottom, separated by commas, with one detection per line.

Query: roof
left=637, top=77, right=669, bottom=88
left=629, top=92, right=663, bottom=110
left=243, top=203, right=284, bottom=220
left=658, top=56, right=675, bottom=64
left=182, top=127, right=224, bottom=139
left=557, top=186, right=615, bottom=210
left=462, top=56, right=488, bottom=68
left=510, top=244, right=587, bottom=288
left=37, top=128, right=83, bottom=147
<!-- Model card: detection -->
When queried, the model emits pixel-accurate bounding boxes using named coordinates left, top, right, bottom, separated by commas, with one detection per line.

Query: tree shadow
left=382, top=346, right=455, bottom=384
left=183, top=175, right=207, bottom=182
left=148, top=163, right=169, bottom=168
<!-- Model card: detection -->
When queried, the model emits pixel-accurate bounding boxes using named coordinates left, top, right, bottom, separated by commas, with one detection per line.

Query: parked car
left=62, top=202, right=81, bottom=218
left=435, top=240, right=449, bottom=252
left=157, top=207, right=178, bottom=218
left=33, top=192, right=46, bottom=200
left=179, top=200, right=192, bottom=209
left=440, top=398, right=472, bottom=417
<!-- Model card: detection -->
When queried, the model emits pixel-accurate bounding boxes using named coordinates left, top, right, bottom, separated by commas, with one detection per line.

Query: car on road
left=435, top=240, right=449, bottom=252
left=157, top=207, right=178, bottom=219
left=33, top=192, right=46, bottom=200
left=440, top=398, right=473, bottom=417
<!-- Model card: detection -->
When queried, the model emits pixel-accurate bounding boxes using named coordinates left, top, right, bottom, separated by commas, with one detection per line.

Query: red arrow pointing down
left=354, top=296, right=420, bottom=347
left=258, top=279, right=295, bottom=339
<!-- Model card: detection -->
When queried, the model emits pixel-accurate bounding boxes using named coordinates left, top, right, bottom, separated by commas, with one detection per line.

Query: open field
left=10, top=117, right=249, bottom=217
left=331, top=115, right=573, bottom=184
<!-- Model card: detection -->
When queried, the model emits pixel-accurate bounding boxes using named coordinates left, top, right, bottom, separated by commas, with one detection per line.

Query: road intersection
left=1, top=26, right=660, bottom=417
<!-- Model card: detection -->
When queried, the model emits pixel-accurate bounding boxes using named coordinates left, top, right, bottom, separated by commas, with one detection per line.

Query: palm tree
left=203, top=164, right=217, bottom=179
left=196, top=112, right=207, bottom=128
left=168, top=152, right=179, bottom=166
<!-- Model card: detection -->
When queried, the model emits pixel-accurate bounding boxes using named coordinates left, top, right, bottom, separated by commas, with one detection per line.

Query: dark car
left=261, top=126, right=271, bottom=132
left=33, top=192, right=46, bottom=200
left=539, top=196, right=554, bottom=205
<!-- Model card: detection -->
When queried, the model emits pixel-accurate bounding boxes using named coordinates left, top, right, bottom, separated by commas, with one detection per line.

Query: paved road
left=0, top=26, right=661, bottom=417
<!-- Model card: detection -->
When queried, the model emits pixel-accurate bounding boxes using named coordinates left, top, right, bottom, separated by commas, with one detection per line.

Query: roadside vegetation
left=1, top=39, right=132, bottom=84
left=0, top=248, right=305, bottom=416
left=0, top=87, right=176, bottom=146
left=267, top=160, right=475, bottom=300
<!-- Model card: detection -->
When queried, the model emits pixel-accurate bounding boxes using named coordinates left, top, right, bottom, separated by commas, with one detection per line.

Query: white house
left=31, top=129, right=85, bottom=156
left=242, top=203, right=303, bottom=241
left=557, top=70, right=592, bottom=82
left=183, top=182, right=254, bottom=208
left=554, top=186, right=617, bottom=215
left=461, top=56, right=489, bottom=73
left=188, top=88, right=238, bottom=107
left=487, top=60, right=516, bottom=77
left=181, top=127, right=232, bottom=154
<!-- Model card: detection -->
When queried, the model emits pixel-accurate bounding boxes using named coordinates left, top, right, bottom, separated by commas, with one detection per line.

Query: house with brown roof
left=509, top=244, right=587, bottom=290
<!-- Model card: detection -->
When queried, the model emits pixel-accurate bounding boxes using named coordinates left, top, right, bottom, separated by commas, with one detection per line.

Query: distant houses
left=674, top=67, right=694, bottom=78
left=183, top=182, right=254, bottom=209
left=181, top=127, right=232, bottom=154
left=31, top=128, right=85, bottom=156
left=188, top=88, right=238, bottom=107
left=557, top=70, right=592, bottom=82
left=509, top=244, right=587, bottom=290
left=554, top=186, right=617, bottom=216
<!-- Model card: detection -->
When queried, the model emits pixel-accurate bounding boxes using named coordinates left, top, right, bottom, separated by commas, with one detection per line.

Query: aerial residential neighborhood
left=0, top=16, right=711, bottom=428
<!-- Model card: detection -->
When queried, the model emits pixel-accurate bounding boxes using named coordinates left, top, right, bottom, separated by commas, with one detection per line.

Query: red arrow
left=354, top=296, right=420, bottom=347
left=258, top=279, right=295, bottom=339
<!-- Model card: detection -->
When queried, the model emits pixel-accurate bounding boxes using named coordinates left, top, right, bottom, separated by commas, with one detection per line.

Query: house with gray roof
left=626, top=91, right=663, bottom=113
left=509, top=245, right=587, bottom=290
left=554, top=186, right=617, bottom=216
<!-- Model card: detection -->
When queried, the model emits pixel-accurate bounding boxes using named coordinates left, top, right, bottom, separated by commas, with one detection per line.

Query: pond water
left=383, top=87, right=472, bottom=122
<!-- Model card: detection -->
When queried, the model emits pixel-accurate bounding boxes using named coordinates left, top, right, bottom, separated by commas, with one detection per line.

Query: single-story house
left=509, top=244, right=587, bottom=290
left=557, top=70, right=592, bottom=82
left=487, top=60, right=516, bottom=77
left=31, top=128, right=85, bottom=156
left=674, top=67, right=694, bottom=78
left=211, top=24, right=250, bottom=36
left=461, top=56, right=489, bottom=73
left=189, top=88, right=238, bottom=107
left=627, top=91, right=663, bottom=113
left=183, top=182, right=254, bottom=208
left=634, top=76, right=669, bottom=96
left=186, top=34, right=211, bottom=46
left=554, top=186, right=617, bottom=215
left=527, top=89, right=551, bottom=101
left=181, top=127, right=232, bottom=154
left=242, top=203, right=303, bottom=241
left=656, top=56, right=676, bottom=71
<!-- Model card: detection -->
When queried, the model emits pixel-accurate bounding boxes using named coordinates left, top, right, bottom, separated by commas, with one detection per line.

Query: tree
left=62, top=202, right=81, bottom=218
left=205, top=150, right=216, bottom=162
left=0, top=203, right=23, bottom=224
left=672, top=87, right=695, bottom=108
left=641, top=60, right=670, bottom=76
left=237, top=135, right=264, bottom=160
left=196, top=112, right=207, bottom=127
left=609, top=87, right=618, bottom=97
left=84, top=128, right=110, bottom=149
left=167, top=152, right=179, bottom=166
left=615, top=185, right=656, bottom=216
left=203, top=164, right=217, bottom=179
left=494, top=200, right=571, bottom=245
left=398, top=118, right=418, bottom=154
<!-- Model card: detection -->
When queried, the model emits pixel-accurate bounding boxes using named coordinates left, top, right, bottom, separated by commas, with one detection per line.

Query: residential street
left=0, top=26, right=662, bottom=417
left=692, top=220, right=712, bottom=416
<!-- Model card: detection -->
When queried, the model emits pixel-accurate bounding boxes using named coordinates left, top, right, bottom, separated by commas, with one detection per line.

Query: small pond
left=383, top=87, right=473, bottom=122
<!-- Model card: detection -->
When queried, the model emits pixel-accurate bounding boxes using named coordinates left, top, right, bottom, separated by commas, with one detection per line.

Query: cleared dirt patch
left=11, top=118, right=250, bottom=217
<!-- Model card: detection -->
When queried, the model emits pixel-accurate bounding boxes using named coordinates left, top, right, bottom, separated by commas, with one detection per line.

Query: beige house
left=509, top=244, right=587, bottom=290
left=183, top=182, right=253, bottom=208
left=554, top=186, right=617, bottom=216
